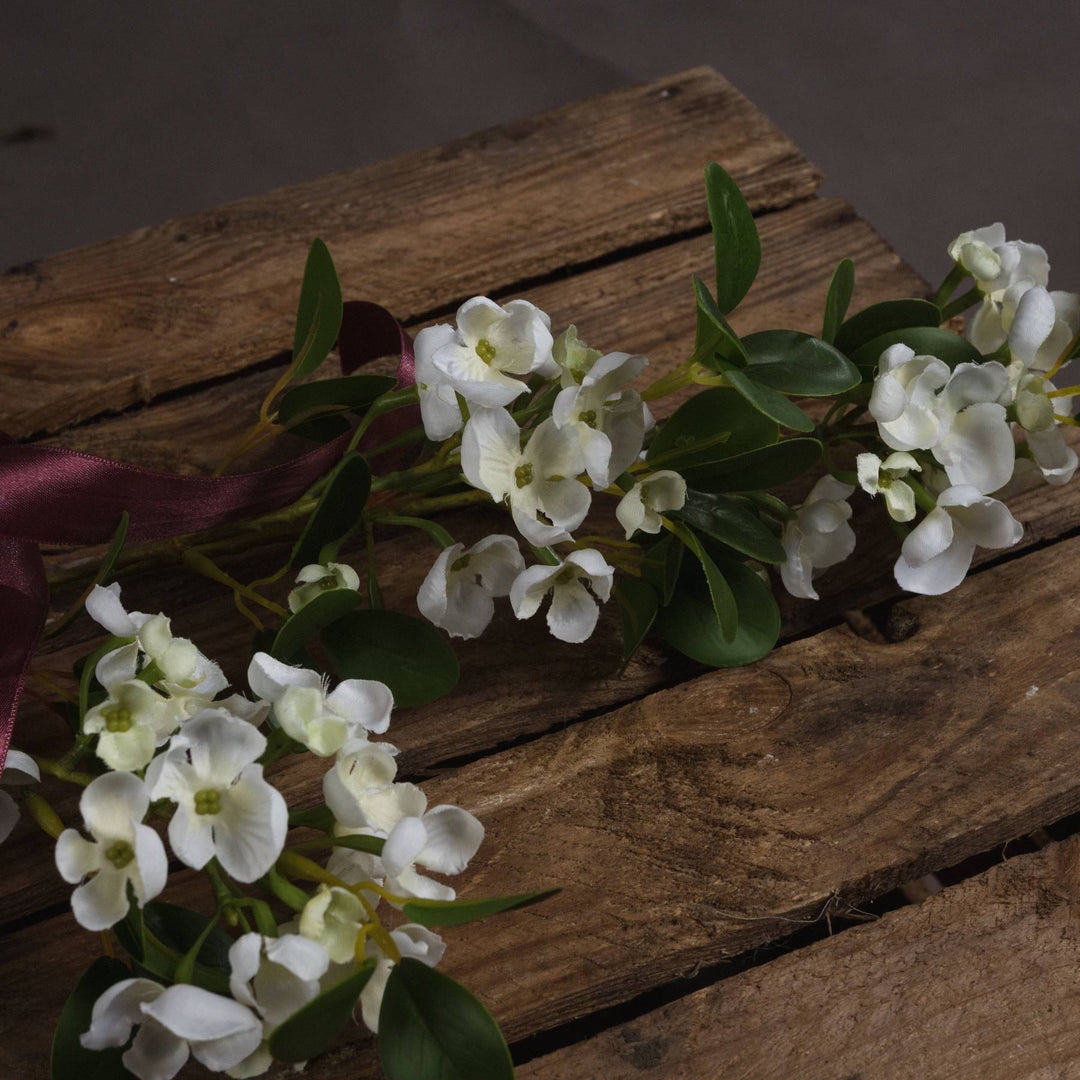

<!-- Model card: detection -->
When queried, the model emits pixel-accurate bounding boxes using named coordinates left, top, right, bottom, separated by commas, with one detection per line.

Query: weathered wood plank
left=521, top=839, right=1080, bottom=1080
left=41, top=195, right=900, bottom=472
left=1, top=67, right=822, bottom=439
left=7, top=527, right=1080, bottom=1078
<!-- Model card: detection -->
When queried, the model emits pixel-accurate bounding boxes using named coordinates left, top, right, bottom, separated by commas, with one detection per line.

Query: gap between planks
left=0, top=66, right=822, bottom=439
left=6, top=527, right=1080, bottom=1078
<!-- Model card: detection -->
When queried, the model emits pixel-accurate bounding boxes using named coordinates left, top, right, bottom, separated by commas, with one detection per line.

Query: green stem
left=182, top=550, right=288, bottom=617
left=932, top=262, right=968, bottom=307
left=173, top=909, right=224, bottom=984
left=396, top=488, right=492, bottom=515
left=906, top=477, right=938, bottom=514
left=33, top=755, right=96, bottom=787
left=371, top=514, right=456, bottom=549
left=940, top=286, right=982, bottom=322
left=346, top=387, right=420, bottom=454
left=365, top=522, right=384, bottom=609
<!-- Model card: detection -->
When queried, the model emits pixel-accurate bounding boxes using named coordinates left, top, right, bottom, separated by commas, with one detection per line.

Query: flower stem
left=371, top=514, right=455, bottom=549
left=932, top=262, right=967, bottom=307
left=939, top=287, right=982, bottom=322
left=182, top=550, right=288, bottom=618
left=32, top=756, right=96, bottom=787
left=20, top=791, right=66, bottom=838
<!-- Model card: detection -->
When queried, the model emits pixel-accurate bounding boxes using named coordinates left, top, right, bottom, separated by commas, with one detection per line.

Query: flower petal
left=72, top=867, right=131, bottom=930
left=167, top=805, right=216, bottom=871
left=547, top=578, right=600, bottom=643
left=461, top=407, right=522, bottom=500
left=417, top=805, right=484, bottom=875
left=894, top=537, right=975, bottom=595
left=213, top=765, right=287, bottom=883
left=933, top=402, right=1014, bottom=494
left=184, top=710, right=268, bottom=786
left=81, top=771, right=147, bottom=840
left=327, top=679, right=394, bottom=735
left=85, top=583, right=139, bottom=637
left=55, top=829, right=100, bottom=883
left=80, top=978, right=163, bottom=1050
left=247, top=652, right=321, bottom=703
left=381, top=816, right=428, bottom=876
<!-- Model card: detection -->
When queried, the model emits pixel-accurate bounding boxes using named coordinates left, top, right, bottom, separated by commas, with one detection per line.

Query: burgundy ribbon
left=0, top=301, right=417, bottom=773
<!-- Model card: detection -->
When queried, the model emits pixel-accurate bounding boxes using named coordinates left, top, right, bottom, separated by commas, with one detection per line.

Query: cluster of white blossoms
left=413, top=297, right=686, bottom=644
left=781, top=225, right=1077, bottom=600
left=43, top=581, right=484, bottom=1080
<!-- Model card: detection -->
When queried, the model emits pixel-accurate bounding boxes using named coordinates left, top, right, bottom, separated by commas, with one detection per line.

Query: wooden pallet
left=3, top=67, right=1078, bottom=1079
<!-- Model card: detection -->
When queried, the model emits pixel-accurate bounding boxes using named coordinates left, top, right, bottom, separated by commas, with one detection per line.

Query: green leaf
left=647, top=387, right=777, bottom=472
left=692, top=275, right=748, bottom=366
left=722, top=367, right=815, bottom=432
left=742, top=330, right=861, bottom=396
left=705, top=162, right=761, bottom=314
left=291, top=452, right=371, bottom=568
left=322, top=610, right=459, bottom=708
left=271, top=588, right=363, bottom=661
left=666, top=521, right=738, bottom=643
left=612, top=578, right=660, bottom=672
left=321, top=833, right=386, bottom=856
left=850, top=325, right=983, bottom=371
left=270, top=960, right=377, bottom=1063
left=402, top=889, right=561, bottom=928
left=641, top=533, right=684, bottom=606
left=679, top=437, right=822, bottom=493
left=676, top=491, right=786, bottom=564
left=821, top=258, right=855, bottom=344
left=52, top=957, right=137, bottom=1080
left=378, top=959, right=514, bottom=1080
left=287, top=803, right=337, bottom=832
left=659, top=558, right=780, bottom=668
left=833, top=298, right=941, bottom=354
left=292, top=238, right=344, bottom=379
left=277, top=375, right=398, bottom=441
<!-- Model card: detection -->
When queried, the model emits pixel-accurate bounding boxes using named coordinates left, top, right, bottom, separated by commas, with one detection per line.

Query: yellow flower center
left=194, top=789, right=222, bottom=816
left=514, top=463, right=533, bottom=488
left=104, top=708, right=132, bottom=733
left=105, top=840, right=135, bottom=869
left=475, top=338, right=497, bottom=365
left=578, top=409, right=597, bottom=428
left=450, top=554, right=472, bottom=573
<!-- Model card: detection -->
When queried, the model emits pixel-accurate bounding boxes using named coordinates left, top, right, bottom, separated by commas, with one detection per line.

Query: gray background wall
left=2, top=1, right=1077, bottom=290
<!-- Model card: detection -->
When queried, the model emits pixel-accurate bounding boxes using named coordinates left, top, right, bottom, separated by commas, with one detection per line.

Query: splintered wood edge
left=520, top=839, right=1080, bottom=1079
left=0, top=66, right=822, bottom=438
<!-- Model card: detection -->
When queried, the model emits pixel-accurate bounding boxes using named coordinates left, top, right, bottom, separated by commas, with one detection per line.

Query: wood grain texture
left=0, top=67, right=822, bottom=439
left=521, top=839, right=1080, bottom=1080
left=7, top=528, right=1080, bottom=1078
left=0, top=197, right=926, bottom=927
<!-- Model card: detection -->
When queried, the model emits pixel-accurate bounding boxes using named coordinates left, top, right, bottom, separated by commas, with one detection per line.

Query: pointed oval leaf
left=851, top=325, right=983, bottom=372
left=378, top=959, right=514, bottom=1080
left=52, top=957, right=137, bottom=1080
left=679, top=438, right=822, bottom=493
left=278, top=375, right=398, bottom=427
left=667, top=522, right=738, bottom=643
left=612, top=578, right=660, bottom=672
left=692, top=275, right=748, bottom=367
left=676, top=491, right=787, bottom=564
left=269, top=959, right=377, bottom=1063
left=647, top=387, right=777, bottom=471
left=292, top=238, right=344, bottom=378
left=659, top=559, right=780, bottom=668
left=742, top=330, right=861, bottom=396
left=272, top=589, right=363, bottom=661
left=833, top=298, right=941, bottom=354
left=722, top=368, right=815, bottom=432
left=821, top=258, right=855, bottom=344
left=402, top=889, right=561, bottom=929
left=641, top=532, right=685, bottom=606
left=291, top=452, right=371, bottom=568
left=705, top=162, right=761, bottom=314
left=322, top=610, right=459, bottom=707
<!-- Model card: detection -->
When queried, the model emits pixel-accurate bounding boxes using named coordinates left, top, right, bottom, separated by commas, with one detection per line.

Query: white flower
left=414, top=322, right=464, bottom=441
left=856, top=451, right=922, bottom=522
left=552, top=351, right=649, bottom=487
left=416, top=534, right=524, bottom=639
left=509, top=548, right=615, bottom=644
left=948, top=224, right=1048, bottom=300
left=869, top=344, right=951, bottom=452
left=299, top=885, right=365, bottom=964
left=227, top=933, right=331, bottom=1078
left=55, top=772, right=167, bottom=931
left=0, top=749, right=39, bottom=845
left=553, top=325, right=602, bottom=389
left=323, top=740, right=401, bottom=829
left=82, top=680, right=182, bottom=772
left=1007, top=286, right=1080, bottom=372
left=615, top=470, right=687, bottom=537
left=379, top=788, right=485, bottom=900
left=326, top=824, right=387, bottom=890
left=893, top=484, right=1023, bottom=595
left=430, top=297, right=557, bottom=408
left=247, top=652, right=393, bottom=757
left=931, top=361, right=1014, bottom=494
left=80, top=978, right=262, bottom=1080
left=779, top=475, right=856, bottom=601
left=462, top=409, right=590, bottom=545
left=146, top=709, right=287, bottom=883
left=358, top=924, right=446, bottom=1034
left=1014, top=371, right=1078, bottom=486
left=287, top=562, right=360, bottom=614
